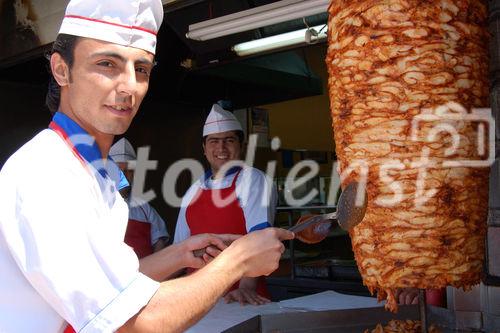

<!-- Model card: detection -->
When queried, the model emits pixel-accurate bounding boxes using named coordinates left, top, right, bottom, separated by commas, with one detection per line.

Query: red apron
left=186, top=170, right=269, bottom=298
left=124, top=219, right=153, bottom=259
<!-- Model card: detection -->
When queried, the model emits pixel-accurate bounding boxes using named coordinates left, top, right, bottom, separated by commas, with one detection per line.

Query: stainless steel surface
left=488, top=208, right=500, bottom=227
left=447, top=285, right=481, bottom=312
left=484, top=313, right=500, bottom=333
left=444, top=283, right=500, bottom=330
left=488, top=160, right=500, bottom=227
left=482, top=284, right=500, bottom=317
left=223, top=305, right=470, bottom=333
left=487, top=227, right=500, bottom=278
left=428, top=306, right=483, bottom=332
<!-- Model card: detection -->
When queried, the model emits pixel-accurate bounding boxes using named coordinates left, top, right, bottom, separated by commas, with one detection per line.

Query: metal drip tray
left=223, top=305, right=482, bottom=333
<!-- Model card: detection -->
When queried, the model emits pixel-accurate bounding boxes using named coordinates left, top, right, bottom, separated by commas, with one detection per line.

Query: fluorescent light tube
left=186, top=0, right=329, bottom=41
left=233, top=25, right=327, bottom=56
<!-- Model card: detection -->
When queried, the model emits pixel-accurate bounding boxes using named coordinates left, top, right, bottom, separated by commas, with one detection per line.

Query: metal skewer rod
left=419, top=289, right=428, bottom=333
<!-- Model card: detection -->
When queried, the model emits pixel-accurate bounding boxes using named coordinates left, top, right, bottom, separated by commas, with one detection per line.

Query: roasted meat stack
left=365, top=320, right=441, bottom=333
left=326, top=0, right=489, bottom=311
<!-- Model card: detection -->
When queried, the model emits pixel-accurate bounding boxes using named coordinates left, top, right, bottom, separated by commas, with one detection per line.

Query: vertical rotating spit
left=419, top=289, right=428, bottom=333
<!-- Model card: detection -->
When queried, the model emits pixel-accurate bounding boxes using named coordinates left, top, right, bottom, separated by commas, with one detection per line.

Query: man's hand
left=226, top=228, right=294, bottom=278
left=180, top=233, right=241, bottom=269
left=395, top=288, right=419, bottom=305
left=224, top=288, right=270, bottom=306
left=223, top=276, right=270, bottom=306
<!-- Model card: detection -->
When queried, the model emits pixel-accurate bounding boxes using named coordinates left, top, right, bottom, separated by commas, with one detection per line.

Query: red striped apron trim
left=64, top=15, right=157, bottom=36
left=49, top=121, right=91, bottom=174
left=64, top=325, right=76, bottom=333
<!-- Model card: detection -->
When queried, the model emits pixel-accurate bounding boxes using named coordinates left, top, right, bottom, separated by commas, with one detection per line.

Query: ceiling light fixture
left=186, top=0, right=329, bottom=41
left=232, top=25, right=327, bottom=57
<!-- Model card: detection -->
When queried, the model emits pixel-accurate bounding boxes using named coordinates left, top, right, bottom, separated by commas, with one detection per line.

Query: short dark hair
left=203, top=130, right=245, bottom=145
left=46, top=34, right=79, bottom=114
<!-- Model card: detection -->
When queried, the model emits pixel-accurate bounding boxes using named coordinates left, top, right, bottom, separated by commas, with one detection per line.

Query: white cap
left=203, top=104, right=243, bottom=137
left=58, top=0, right=164, bottom=54
left=109, top=138, right=136, bottom=162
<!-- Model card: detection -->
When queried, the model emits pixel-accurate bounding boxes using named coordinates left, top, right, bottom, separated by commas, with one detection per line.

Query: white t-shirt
left=0, top=129, right=159, bottom=333
left=174, top=166, right=277, bottom=243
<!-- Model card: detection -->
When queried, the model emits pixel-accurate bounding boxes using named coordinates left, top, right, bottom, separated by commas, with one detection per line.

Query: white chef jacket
left=173, top=166, right=277, bottom=243
left=0, top=112, right=159, bottom=333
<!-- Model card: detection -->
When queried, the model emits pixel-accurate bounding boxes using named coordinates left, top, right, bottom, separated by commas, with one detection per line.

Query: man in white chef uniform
left=175, top=104, right=278, bottom=306
left=0, top=1, right=294, bottom=332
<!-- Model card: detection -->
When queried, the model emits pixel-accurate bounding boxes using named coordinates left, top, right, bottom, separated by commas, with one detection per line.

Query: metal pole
left=419, top=289, right=428, bottom=333
left=288, top=211, right=295, bottom=280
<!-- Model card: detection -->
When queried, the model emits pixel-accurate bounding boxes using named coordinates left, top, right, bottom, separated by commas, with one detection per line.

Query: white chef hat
left=58, top=0, right=164, bottom=54
left=203, top=104, right=243, bottom=137
left=109, top=138, right=137, bottom=163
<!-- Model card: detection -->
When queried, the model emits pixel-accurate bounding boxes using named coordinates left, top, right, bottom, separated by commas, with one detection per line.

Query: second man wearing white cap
left=174, top=104, right=278, bottom=305
left=110, top=138, right=170, bottom=257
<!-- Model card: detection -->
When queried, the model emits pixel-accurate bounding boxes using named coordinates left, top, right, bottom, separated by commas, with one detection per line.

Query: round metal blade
left=336, top=181, right=367, bottom=231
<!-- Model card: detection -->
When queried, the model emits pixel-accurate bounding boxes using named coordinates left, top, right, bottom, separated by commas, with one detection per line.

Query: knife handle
left=193, top=247, right=207, bottom=258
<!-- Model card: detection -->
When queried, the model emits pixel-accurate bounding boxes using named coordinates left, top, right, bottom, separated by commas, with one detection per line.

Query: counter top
left=186, top=290, right=382, bottom=333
